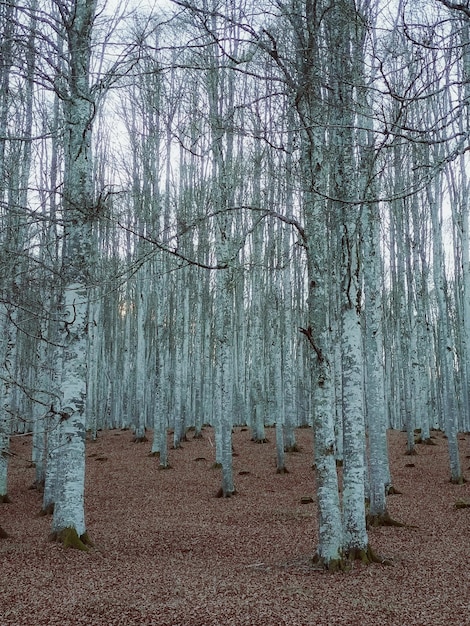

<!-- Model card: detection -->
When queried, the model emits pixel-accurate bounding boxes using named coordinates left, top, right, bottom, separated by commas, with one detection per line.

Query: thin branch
left=299, top=326, right=324, bottom=363
left=436, top=0, right=470, bottom=18
left=115, top=219, right=228, bottom=270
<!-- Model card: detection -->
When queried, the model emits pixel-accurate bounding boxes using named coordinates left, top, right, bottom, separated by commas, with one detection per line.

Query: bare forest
left=1, top=0, right=470, bottom=621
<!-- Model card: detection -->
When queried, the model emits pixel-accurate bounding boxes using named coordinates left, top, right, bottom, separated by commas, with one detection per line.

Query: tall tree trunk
left=327, top=0, right=369, bottom=557
left=50, top=0, right=98, bottom=549
left=295, top=0, right=343, bottom=569
left=428, top=172, right=463, bottom=484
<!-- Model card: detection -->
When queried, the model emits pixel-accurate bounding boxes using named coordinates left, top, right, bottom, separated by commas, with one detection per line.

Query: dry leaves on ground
left=1, top=427, right=470, bottom=626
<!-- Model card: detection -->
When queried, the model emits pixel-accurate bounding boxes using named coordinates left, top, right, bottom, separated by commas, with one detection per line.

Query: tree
left=0, top=0, right=38, bottom=503
left=48, top=0, right=98, bottom=550
left=287, top=0, right=345, bottom=568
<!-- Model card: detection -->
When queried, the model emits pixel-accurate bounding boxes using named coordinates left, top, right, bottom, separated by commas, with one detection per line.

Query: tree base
left=216, top=487, right=237, bottom=498
left=345, top=545, right=389, bottom=565
left=276, top=466, right=289, bottom=474
left=172, top=434, right=188, bottom=448
left=405, top=448, right=418, bottom=456
left=133, top=436, right=148, bottom=443
left=40, top=503, right=54, bottom=516
left=29, top=479, right=45, bottom=491
left=284, top=444, right=301, bottom=453
left=312, top=545, right=392, bottom=571
left=451, top=475, right=467, bottom=485
left=251, top=437, right=269, bottom=444
left=0, top=525, right=8, bottom=539
left=416, top=437, right=437, bottom=446
left=51, top=528, right=93, bottom=551
left=0, top=494, right=11, bottom=504
left=312, top=552, right=348, bottom=572
left=366, top=511, right=405, bottom=528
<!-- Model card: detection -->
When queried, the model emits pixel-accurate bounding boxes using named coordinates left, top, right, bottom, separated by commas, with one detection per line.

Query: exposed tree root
left=405, top=448, right=418, bottom=456
left=312, top=545, right=393, bottom=571
left=312, top=552, right=350, bottom=572
left=29, top=479, right=45, bottom=491
left=284, top=444, right=301, bottom=453
left=386, top=485, right=402, bottom=495
left=416, top=437, right=437, bottom=446
left=0, top=494, right=11, bottom=503
left=40, top=503, right=54, bottom=516
left=51, top=528, right=93, bottom=551
left=158, top=463, right=172, bottom=470
left=149, top=451, right=160, bottom=457
left=366, top=511, right=405, bottom=528
left=133, top=436, right=148, bottom=443
left=251, top=437, right=269, bottom=444
left=346, top=546, right=377, bottom=564
left=345, top=545, right=391, bottom=565
left=455, top=498, right=470, bottom=509
left=216, top=487, right=237, bottom=498
left=451, top=475, right=467, bottom=485
left=211, top=462, right=222, bottom=469
left=172, top=433, right=189, bottom=448
left=276, top=467, right=289, bottom=474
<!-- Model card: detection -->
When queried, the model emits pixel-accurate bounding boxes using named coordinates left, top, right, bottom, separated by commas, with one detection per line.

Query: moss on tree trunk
left=313, top=544, right=391, bottom=571
left=345, top=545, right=383, bottom=565
left=51, top=527, right=93, bottom=551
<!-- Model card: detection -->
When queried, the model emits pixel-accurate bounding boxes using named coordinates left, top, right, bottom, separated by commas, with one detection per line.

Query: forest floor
left=1, top=426, right=470, bottom=626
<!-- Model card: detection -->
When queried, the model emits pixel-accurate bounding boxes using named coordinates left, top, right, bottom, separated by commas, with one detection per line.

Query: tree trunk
left=50, top=0, right=98, bottom=548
